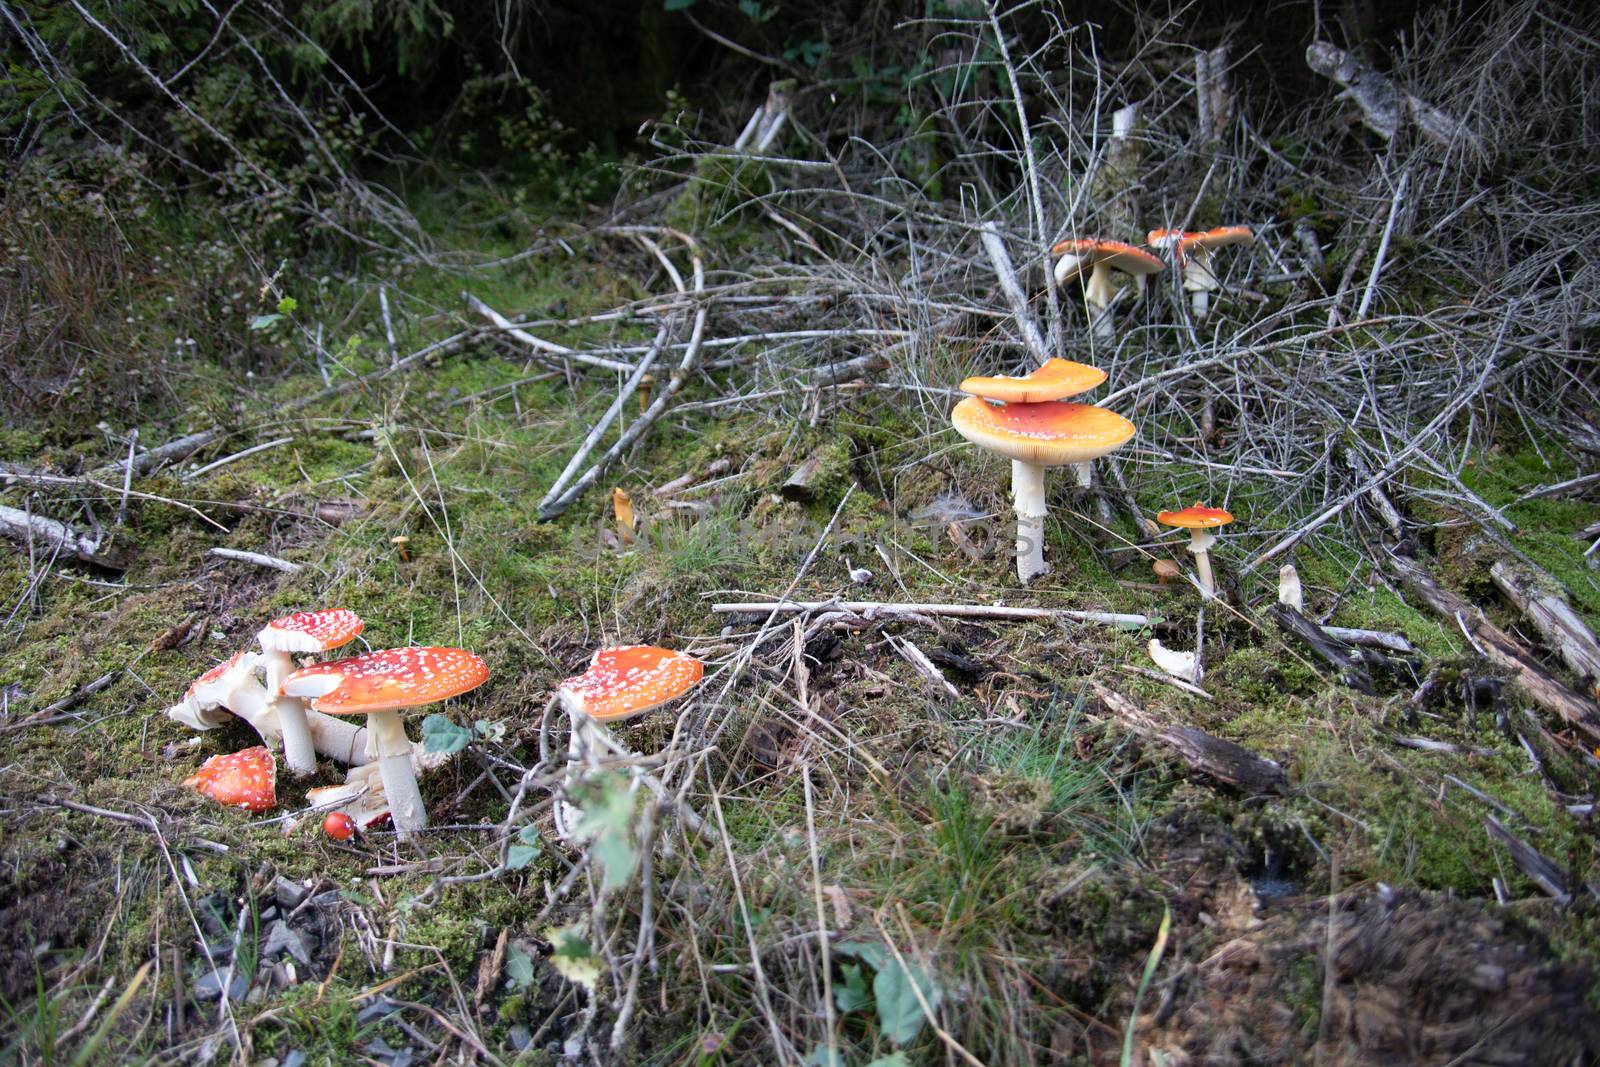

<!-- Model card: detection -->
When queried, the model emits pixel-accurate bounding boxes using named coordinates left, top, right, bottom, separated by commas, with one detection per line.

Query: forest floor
left=3, top=206, right=1599, bottom=1066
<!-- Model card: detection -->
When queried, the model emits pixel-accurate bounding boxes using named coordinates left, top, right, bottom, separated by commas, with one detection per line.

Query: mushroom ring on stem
left=951, top=397, right=1135, bottom=583
left=1156, top=503, right=1235, bottom=598
left=257, top=608, right=364, bottom=777
left=284, top=646, right=489, bottom=836
left=1051, top=239, right=1164, bottom=340
left=555, top=645, right=704, bottom=840
left=1148, top=226, right=1254, bottom=321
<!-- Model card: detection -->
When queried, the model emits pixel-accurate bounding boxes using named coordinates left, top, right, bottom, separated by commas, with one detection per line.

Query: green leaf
left=545, top=923, right=599, bottom=989
left=421, top=713, right=473, bottom=754
left=866, top=1055, right=912, bottom=1067
left=276, top=295, right=297, bottom=314
left=804, top=1046, right=844, bottom=1067
left=506, top=825, right=543, bottom=871
left=663, top=0, right=698, bottom=9
left=574, top=771, right=640, bottom=892
left=834, top=962, right=871, bottom=1013
left=248, top=313, right=282, bottom=331
left=874, top=955, right=942, bottom=1046
left=833, top=940, right=886, bottom=970
left=505, top=941, right=534, bottom=987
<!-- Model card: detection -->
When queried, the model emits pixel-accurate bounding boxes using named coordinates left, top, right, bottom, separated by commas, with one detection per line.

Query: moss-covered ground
left=3, top=193, right=1599, bottom=1066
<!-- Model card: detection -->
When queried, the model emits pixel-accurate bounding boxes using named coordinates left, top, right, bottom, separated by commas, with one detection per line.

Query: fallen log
left=1387, top=553, right=1600, bottom=742
left=1092, top=684, right=1289, bottom=795
left=0, top=503, right=124, bottom=569
left=1489, top=558, right=1600, bottom=698
left=1305, top=41, right=1481, bottom=152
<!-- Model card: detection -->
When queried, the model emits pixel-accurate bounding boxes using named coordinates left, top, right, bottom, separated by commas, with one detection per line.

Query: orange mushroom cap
left=951, top=397, right=1136, bottom=466
left=323, top=811, right=357, bottom=841
left=258, top=608, right=364, bottom=655
left=959, top=358, right=1107, bottom=404
left=1051, top=238, right=1164, bottom=279
left=559, top=646, right=704, bottom=724
left=284, top=647, right=490, bottom=715
left=184, top=746, right=277, bottom=812
left=1182, top=225, right=1255, bottom=251
left=1156, top=503, right=1235, bottom=529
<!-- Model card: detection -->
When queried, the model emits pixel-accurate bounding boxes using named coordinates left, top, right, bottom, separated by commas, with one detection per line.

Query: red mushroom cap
left=183, top=746, right=277, bottom=812
left=1050, top=238, right=1164, bottom=279
left=1156, top=503, right=1235, bottom=529
left=558, top=646, right=704, bottom=723
left=323, top=811, right=357, bottom=841
left=959, top=358, right=1107, bottom=404
left=259, top=609, right=364, bottom=655
left=283, top=647, right=490, bottom=715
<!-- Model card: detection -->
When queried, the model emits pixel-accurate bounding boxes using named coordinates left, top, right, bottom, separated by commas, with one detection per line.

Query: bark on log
left=1092, top=684, right=1289, bottom=795
left=1489, top=558, right=1600, bottom=698
left=1388, top=553, right=1600, bottom=742
left=1270, top=604, right=1378, bottom=695
left=1305, top=41, right=1481, bottom=152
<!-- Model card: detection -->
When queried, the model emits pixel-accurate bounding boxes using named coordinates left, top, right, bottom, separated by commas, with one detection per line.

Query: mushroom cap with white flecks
left=558, top=646, right=704, bottom=723
left=951, top=397, right=1136, bottom=467
left=180, top=648, right=262, bottom=713
left=960, top=358, right=1107, bottom=404
left=258, top=608, right=364, bottom=656
left=283, top=647, right=489, bottom=715
left=183, top=745, right=277, bottom=812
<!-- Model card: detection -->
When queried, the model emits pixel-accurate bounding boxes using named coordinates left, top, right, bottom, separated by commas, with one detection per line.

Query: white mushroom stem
left=1183, top=247, right=1219, bottom=321
left=1084, top=262, right=1117, bottom=339
left=1013, top=459, right=1049, bottom=584
left=1186, top=528, right=1220, bottom=597
left=1278, top=564, right=1304, bottom=612
left=365, top=710, right=426, bottom=836
left=259, top=648, right=319, bottom=778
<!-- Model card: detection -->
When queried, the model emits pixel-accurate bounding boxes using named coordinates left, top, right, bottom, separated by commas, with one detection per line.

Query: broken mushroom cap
left=166, top=649, right=262, bottom=730
left=558, top=646, right=705, bottom=724
left=950, top=398, right=1136, bottom=467
left=306, top=762, right=395, bottom=833
left=283, top=646, right=490, bottom=713
left=959, top=358, right=1107, bottom=404
left=1156, top=504, right=1235, bottom=529
left=183, top=745, right=277, bottom=812
left=258, top=609, right=364, bottom=661
left=1051, top=239, right=1164, bottom=285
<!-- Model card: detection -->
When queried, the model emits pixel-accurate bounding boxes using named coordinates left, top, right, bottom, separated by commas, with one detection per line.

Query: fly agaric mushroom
left=1052, top=239, right=1164, bottom=339
left=257, top=609, right=364, bottom=778
left=283, top=646, right=489, bottom=836
left=323, top=811, right=357, bottom=841
left=1156, top=503, right=1235, bottom=598
left=951, top=398, right=1136, bottom=583
left=1147, top=226, right=1255, bottom=321
left=184, top=745, right=277, bottom=813
left=555, top=646, right=704, bottom=838
left=959, top=358, right=1107, bottom=404
left=165, top=648, right=370, bottom=765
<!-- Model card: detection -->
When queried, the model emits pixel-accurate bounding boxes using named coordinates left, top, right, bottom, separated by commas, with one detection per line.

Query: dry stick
left=93, top=428, right=220, bottom=479
left=206, top=547, right=301, bottom=572
left=1242, top=315, right=1507, bottom=575
left=182, top=436, right=293, bottom=480
left=1489, top=557, right=1600, bottom=691
left=536, top=323, right=670, bottom=515
left=0, top=470, right=226, bottom=530
left=978, top=222, right=1050, bottom=363
left=1354, top=167, right=1409, bottom=321
left=801, top=766, right=839, bottom=1063
left=116, top=429, right=137, bottom=525
left=283, top=329, right=475, bottom=413
left=378, top=285, right=399, bottom=367
left=538, top=250, right=709, bottom=520
left=465, top=294, right=634, bottom=373
left=712, top=599, right=1148, bottom=628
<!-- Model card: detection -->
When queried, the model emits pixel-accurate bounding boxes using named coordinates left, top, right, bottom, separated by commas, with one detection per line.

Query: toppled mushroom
left=284, top=646, right=489, bottom=836
left=184, top=745, right=277, bottom=813
left=1156, top=503, right=1235, bottom=598
left=307, top=762, right=395, bottom=836
left=951, top=398, right=1136, bottom=583
left=1148, top=639, right=1202, bottom=685
left=257, top=608, right=364, bottom=778
left=1147, top=226, right=1255, bottom=320
left=1051, top=239, right=1164, bottom=339
left=555, top=646, right=704, bottom=839
left=166, top=647, right=369, bottom=766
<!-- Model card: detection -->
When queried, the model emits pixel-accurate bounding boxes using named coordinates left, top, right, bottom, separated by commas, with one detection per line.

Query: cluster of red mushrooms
left=1052, top=225, right=1255, bottom=338
left=952, top=231, right=1249, bottom=591
left=171, top=607, right=706, bottom=844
